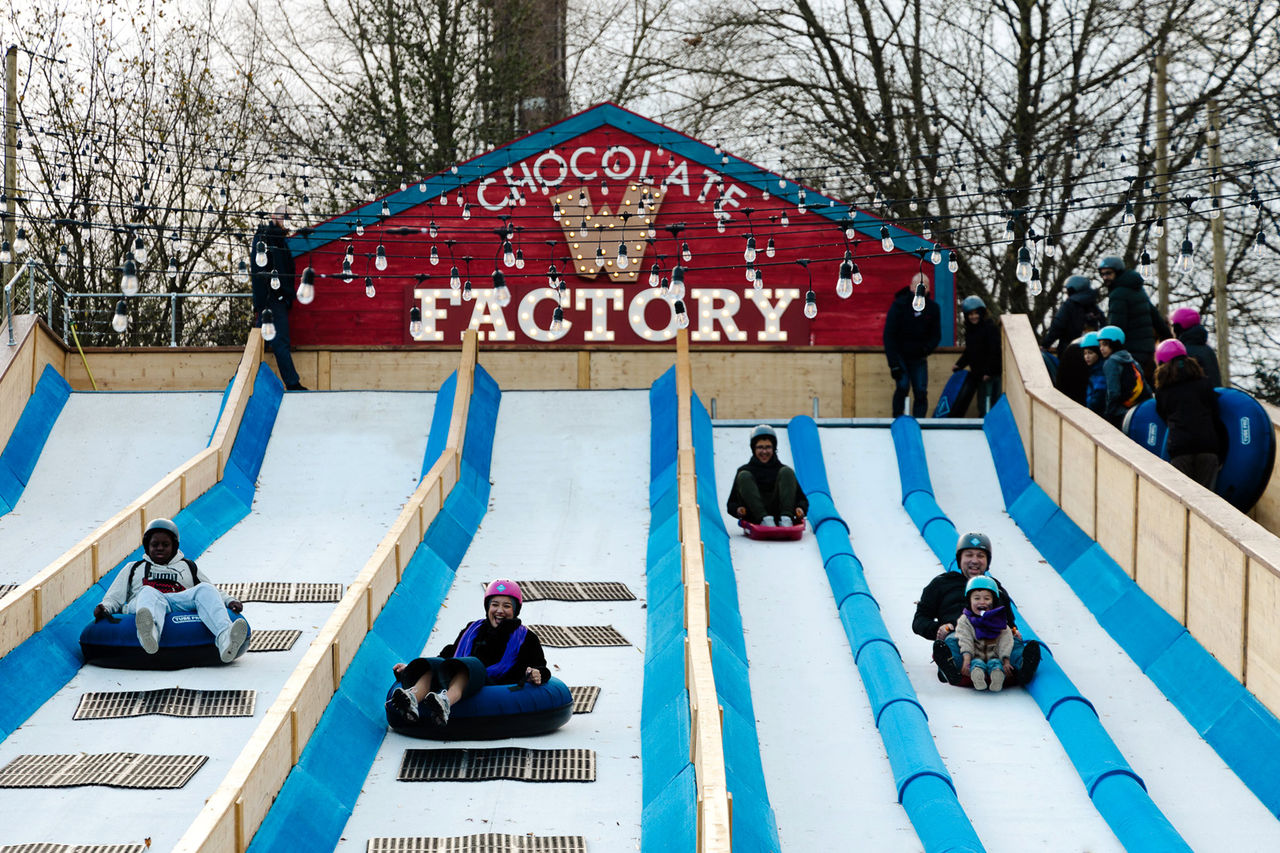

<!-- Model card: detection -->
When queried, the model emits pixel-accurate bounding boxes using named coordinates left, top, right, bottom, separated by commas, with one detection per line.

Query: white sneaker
left=970, top=666, right=988, bottom=691
left=988, top=667, right=1005, bottom=693
left=778, top=515, right=793, bottom=527
left=219, top=620, right=249, bottom=663
left=135, top=609, right=160, bottom=654
left=425, top=690, right=451, bottom=725
left=390, top=686, right=420, bottom=723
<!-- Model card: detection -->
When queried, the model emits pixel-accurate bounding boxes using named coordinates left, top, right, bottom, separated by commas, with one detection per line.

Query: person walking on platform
left=250, top=205, right=306, bottom=390
left=884, top=281, right=941, bottom=418
left=951, top=295, right=1001, bottom=417
left=1098, top=256, right=1169, bottom=383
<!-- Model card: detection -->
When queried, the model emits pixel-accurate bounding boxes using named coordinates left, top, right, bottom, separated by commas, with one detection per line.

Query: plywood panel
left=64, top=350, right=242, bottom=391
left=33, top=325, right=66, bottom=384
left=368, top=549, right=398, bottom=614
left=0, top=589, right=38, bottom=657
left=1096, top=448, right=1137, bottom=577
left=1186, top=514, right=1247, bottom=677
left=326, top=350, right=458, bottom=390
left=98, top=511, right=144, bottom=571
left=841, top=352, right=855, bottom=417
left=481, top=350, right=581, bottom=389
left=184, top=450, right=220, bottom=502
left=40, top=548, right=96, bottom=624
left=1031, top=397, right=1061, bottom=503
left=1246, top=561, right=1280, bottom=717
left=690, top=351, right=843, bottom=420
left=590, top=350, right=680, bottom=390
left=292, top=649, right=337, bottom=742
left=853, top=352, right=896, bottom=418
left=235, top=715, right=294, bottom=851
left=1058, top=419, right=1096, bottom=537
left=1135, top=477, right=1188, bottom=623
left=140, top=476, right=184, bottom=526
left=0, top=325, right=35, bottom=448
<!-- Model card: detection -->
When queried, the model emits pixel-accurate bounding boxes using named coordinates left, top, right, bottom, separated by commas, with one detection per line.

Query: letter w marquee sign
left=288, top=103, right=955, bottom=348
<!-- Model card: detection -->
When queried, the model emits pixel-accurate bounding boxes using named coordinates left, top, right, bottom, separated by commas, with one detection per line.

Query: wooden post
left=1155, top=55, right=1170, bottom=316
left=4, top=46, right=17, bottom=290
left=1208, top=102, right=1231, bottom=384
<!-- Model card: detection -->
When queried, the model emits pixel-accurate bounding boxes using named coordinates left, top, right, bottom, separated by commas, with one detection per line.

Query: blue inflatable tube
left=384, top=678, right=573, bottom=741
left=79, top=610, right=249, bottom=670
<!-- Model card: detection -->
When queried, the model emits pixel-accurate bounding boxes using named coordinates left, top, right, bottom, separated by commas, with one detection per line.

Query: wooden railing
left=1001, top=315, right=1280, bottom=715
left=0, top=329, right=264, bottom=659
left=673, top=329, right=733, bottom=852
left=172, top=329, right=478, bottom=853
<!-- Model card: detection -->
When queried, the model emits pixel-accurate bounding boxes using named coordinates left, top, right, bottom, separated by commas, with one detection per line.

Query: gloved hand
left=93, top=604, right=117, bottom=622
left=229, top=600, right=243, bottom=613
left=890, top=366, right=904, bottom=381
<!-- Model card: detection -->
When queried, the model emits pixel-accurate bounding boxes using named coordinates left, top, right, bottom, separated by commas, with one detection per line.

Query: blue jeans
left=892, top=358, right=929, bottom=418
left=254, top=305, right=301, bottom=387
left=943, top=633, right=1026, bottom=673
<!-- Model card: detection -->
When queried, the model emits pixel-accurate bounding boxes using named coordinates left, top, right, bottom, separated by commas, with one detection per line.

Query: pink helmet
left=485, top=579, right=523, bottom=614
left=1169, top=307, right=1200, bottom=332
left=1156, top=339, right=1188, bottom=364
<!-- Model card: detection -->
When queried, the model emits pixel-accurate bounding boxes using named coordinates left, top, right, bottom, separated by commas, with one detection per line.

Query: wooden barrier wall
left=172, top=330, right=477, bottom=853
left=1251, top=401, right=1280, bottom=534
left=1001, top=315, right=1280, bottom=715
left=0, top=316, right=65, bottom=451
left=673, top=331, right=734, bottom=853
left=0, top=330, right=262, bottom=660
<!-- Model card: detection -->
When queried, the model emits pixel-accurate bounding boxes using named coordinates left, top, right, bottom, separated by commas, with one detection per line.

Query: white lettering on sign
left=575, top=287, right=626, bottom=341
left=570, top=146, right=598, bottom=180
left=663, top=160, right=690, bottom=194
left=476, top=178, right=508, bottom=211
left=745, top=289, right=800, bottom=341
left=517, top=287, right=571, bottom=341
left=601, top=146, right=637, bottom=180
left=628, top=288, right=678, bottom=341
left=466, top=291, right=516, bottom=341
left=413, top=288, right=462, bottom=342
left=691, top=288, right=747, bottom=342
left=532, top=151, right=569, bottom=186
left=721, top=184, right=747, bottom=209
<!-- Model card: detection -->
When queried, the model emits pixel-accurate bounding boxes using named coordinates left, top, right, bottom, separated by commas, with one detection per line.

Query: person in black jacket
left=387, top=579, right=551, bottom=726
left=1099, top=256, right=1170, bottom=383
left=883, top=282, right=942, bottom=417
left=912, top=532, right=1041, bottom=686
left=1154, top=340, right=1223, bottom=488
left=1169, top=307, right=1222, bottom=387
left=726, top=424, right=808, bottom=526
left=250, top=206, right=305, bottom=390
left=950, top=296, right=1001, bottom=417
left=1042, top=275, right=1106, bottom=356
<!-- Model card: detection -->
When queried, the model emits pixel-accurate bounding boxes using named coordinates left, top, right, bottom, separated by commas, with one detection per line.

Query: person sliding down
left=956, top=576, right=1014, bottom=692
left=726, top=424, right=808, bottom=527
left=387, top=579, right=551, bottom=726
left=94, top=517, right=247, bottom=662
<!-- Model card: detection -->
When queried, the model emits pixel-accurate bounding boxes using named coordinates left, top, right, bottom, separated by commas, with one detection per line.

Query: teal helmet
left=1080, top=331, right=1100, bottom=349
left=961, top=295, right=986, bottom=313
left=1097, top=325, right=1126, bottom=346
left=965, top=575, right=1000, bottom=602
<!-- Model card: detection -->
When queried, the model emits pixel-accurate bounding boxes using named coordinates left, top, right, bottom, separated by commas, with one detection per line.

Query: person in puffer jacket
left=1099, top=256, right=1170, bottom=382
left=94, top=518, right=247, bottom=662
left=1169, top=306, right=1222, bottom=387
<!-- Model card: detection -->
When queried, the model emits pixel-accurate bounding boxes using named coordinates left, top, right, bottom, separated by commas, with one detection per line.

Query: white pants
left=127, top=583, right=235, bottom=649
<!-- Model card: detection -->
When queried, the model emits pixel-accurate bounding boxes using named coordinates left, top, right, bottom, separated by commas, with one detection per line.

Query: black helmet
left=749, top=424, right=777, bottom=449
left=1097, top=257, right=1125, bottom=273
left=955, top=531, right=992, bottom=564
left=1065, top=275, right=1091, bottom=294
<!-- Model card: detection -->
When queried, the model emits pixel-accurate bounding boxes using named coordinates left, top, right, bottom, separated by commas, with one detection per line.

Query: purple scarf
left=454, top=619, right=528, bottom=680
left=964, top=606, right=1008, bottom=640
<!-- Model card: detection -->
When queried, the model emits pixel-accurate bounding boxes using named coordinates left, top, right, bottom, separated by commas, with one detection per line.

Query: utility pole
left=1208, top=101, right=1231, bottom=385
left=1155, top=55, right=1169, bottom=316
left=4, top=45, right=17, bottom=290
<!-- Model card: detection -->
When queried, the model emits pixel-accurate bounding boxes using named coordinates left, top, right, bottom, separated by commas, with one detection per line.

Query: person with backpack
left=1154, top=339, right=1223, bottom=488
left=951, top=295, right=1001, bottom=417
left=1169, top=307, right=1222, bottom=387
left=1097, top=325, right=1151, bottom=427
left=93, top=518, right=248, bottom=662
left=1099, top=257, right=1170, bottom=383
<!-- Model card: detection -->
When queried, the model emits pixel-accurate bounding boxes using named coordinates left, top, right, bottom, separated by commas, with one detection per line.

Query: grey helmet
left=955, top=531, right=991, bottom=564
left=1097, top=256, right=1125, bottom=273
left=143, top=517, right=180, bottom=550
left=960, top=295, right=986, bottom=313
left=1065, top=275, right=1092, bottom=294
left=749, top=424, right=777, bottom=449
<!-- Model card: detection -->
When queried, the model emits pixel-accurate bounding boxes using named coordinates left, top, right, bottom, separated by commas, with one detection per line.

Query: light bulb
left=745, top=262, right=755, bottom=283
left=429, top=221, right=438, bottom=238
left=515, top=249, right=525, bottom=269
left=912, top=284, right=927, bottom=312
left=133, top=235, right=146, bottom=264
left=578, top=219, right=588, bottom=239
left=239, top=259, right=249, bottom=281
left=1120, top=202, right=1136, bottom=233
left=1179, top=238, right=1194, bottom=272
left=594, top=247, right=606, bottom=268
left=615, top=242, right=629, bottom=269
left=430, top=246, right=439, bottom=265
left=1044, top=235, right=1056, bottom=258
left=753, top=268, right=764, bottom=290
left=270, top=268, right=281, bottom=290
left=365, top=276, right=376, bottom=297
left=342, top=258, right=353, bottom=280
left=744, top=236, right=757, bottom=263
left=13, top=227, right=27, bottom=254
left=376, top=245, right=388, bottom=270
left=260, top=308, right=276, bottom=341
left=1015, top=247, right=1033, bottom=282
left=552, top=202, right=562, bottom=222
left=548, top=264, right=560, bottom=288
left=851, top=263, right=863, bottom=285
left=381, top=200, right=390, bottom=218
left=577, top=190, right=588, bottom=208
left=1003, top=219, right=1016, bottom=243
left=674, top=299, right=689, bottom=329
left=111, top=299, right=129, bottom=333
left=57, top=244, right=69, bottom=270
left=462, top=204, right=472, bottom=220
left=1209, top=198, right=1220, bottom=220
left=503, top=240, right=516, bottom=267
left=167, top=258, right=178, bottom=281
left=649, top=263, right=660, bottom=288
left=931, top=244, right=942, bottom=265
left=880, top=226, right=894, bottom=252
left=681, top=242, right=692, bottom=262
left=837, top=263, right=853, bottom=299
left=551, top=306, right=565, bottom=333
left=781, top=212, right=790, bottom=227
left=450, top=265, right=461, bottom=290
left=804, top=290, right=818, bottom=319
left=297, top=267, right=315, bottom=305
left=409, top=307, right=423, bottom=338
left=558, top=283, right=570, bottom=308
left=659, top=276, right=669, bottom=295
left=1138, top=250, right=1153, bottom=278
left=255, top=241, right=267, bottom=267
left=1254, top=231, right=1267, bottom=258
left=462, top=280, right=472, bottom=301
left=766, top=237, right=776, bottom=258
left=356, top=219, right=365, bottom=236
left=1029, top=267, right=1042, bottom=296
left=494, top=274, right=511, bottom=307
left=121, top=257, right=140, bottom=296
left=1153, top=218, right=1165, bottom=238
left=948, top=255, right=959, bottom=273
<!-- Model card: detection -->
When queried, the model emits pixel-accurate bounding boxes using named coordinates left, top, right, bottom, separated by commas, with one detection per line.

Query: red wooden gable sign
left=287, top=104, right=954, bottom=347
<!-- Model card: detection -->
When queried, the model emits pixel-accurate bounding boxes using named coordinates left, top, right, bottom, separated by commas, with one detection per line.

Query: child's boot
left=988, top=665, right=1005, bottom=692
left=970, top=665, right=987, bottom=690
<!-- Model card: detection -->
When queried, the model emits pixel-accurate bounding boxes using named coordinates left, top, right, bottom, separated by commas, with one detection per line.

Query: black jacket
left=955, top=315, right=1001, bottom=377
left=442, top=617, right=551, bottom=685
left=1106, top=270, right=1169, bottom=358
left=250, top=222, right=296, bottom=315
left=912, top=571, right=1017, bottom=640
left=1177, top=324, right=1222, bottom=387
left=884, top=287, right=941, bottom=366
left=1042, top=289, right=1105, bottom=354
left=1156, top=376, right=1223, bottom=459
left=725, top=456, right=809, bottom=518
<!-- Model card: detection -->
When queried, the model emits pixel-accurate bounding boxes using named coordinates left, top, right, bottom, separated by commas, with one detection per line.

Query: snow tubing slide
left=384, top=677, right=573, bottom=740
left=1122, top=389, right=1275, bottom=511
left=80, top=610, right=250, bottom=670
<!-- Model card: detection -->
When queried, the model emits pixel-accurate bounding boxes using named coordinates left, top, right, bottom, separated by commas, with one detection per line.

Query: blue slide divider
left=788, top=416, right=984, bottom=853
left=890, top=414, right=1191, bottom=851
left=0, top=362, right=283, bottom=743
left=0, top=364, right=72, bottom=515
left=248, top=366, right=500, bottom=853
left=641, top=367, right=696, bottom=852
left=983, top=396, right=1280, bottom=817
